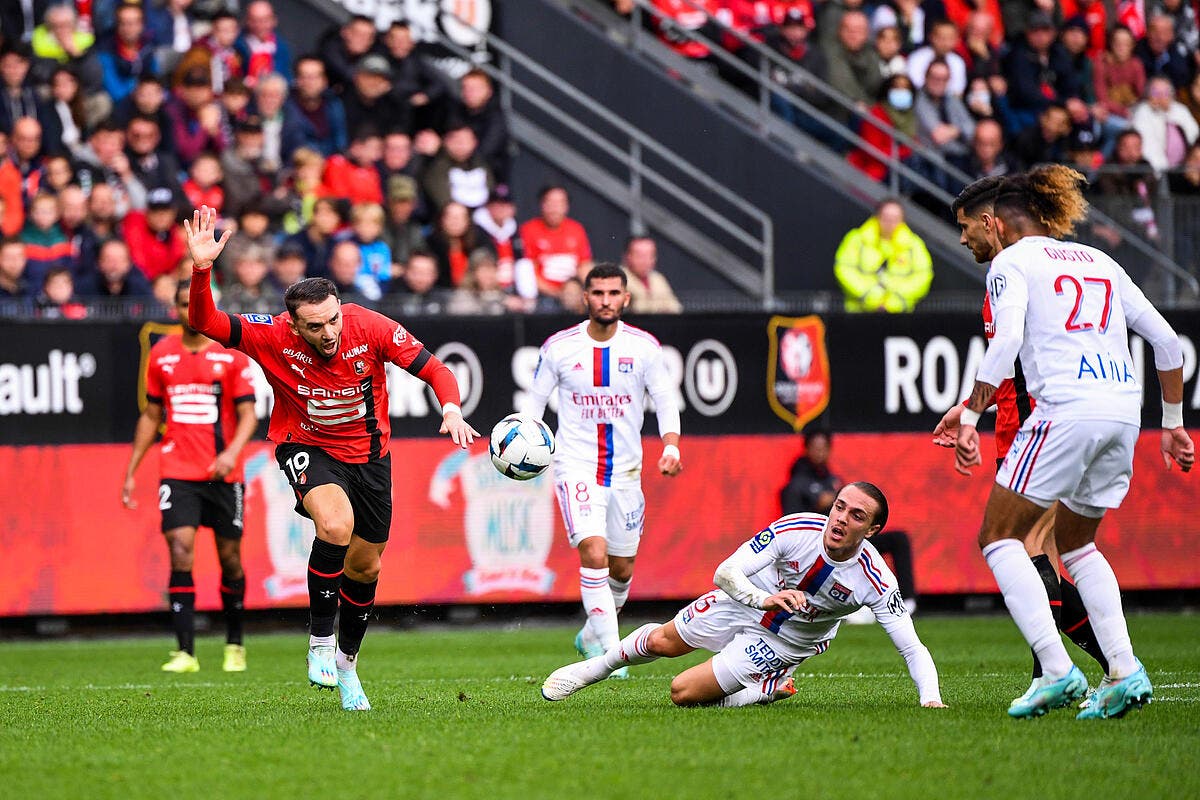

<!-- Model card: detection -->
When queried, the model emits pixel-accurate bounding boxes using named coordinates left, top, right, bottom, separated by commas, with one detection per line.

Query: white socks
left=1062, top=543, right=1138, bottom=678
left=309, top=634, right=335, bottom=650
left=602, top=623, right=659, bottom=671
left=717, top=686, right=773, bottom=707
left=608, top=575, right=632, bottom=613
left=335, top=649, right=357, bottom=671
left=580, top=567, right=619, bottom=647
left=983, top=539, right=1073, bottom=678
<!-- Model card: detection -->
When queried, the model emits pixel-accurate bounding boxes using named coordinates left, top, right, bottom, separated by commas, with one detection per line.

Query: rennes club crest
left=766, top=316, right=831, bottom=431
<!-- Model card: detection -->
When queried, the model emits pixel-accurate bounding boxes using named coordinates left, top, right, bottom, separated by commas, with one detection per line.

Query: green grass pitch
left=1, top=613, right=1197, bottom=799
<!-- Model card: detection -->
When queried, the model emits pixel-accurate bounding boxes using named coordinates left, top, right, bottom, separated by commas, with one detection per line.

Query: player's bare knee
left=669, top=676, right=697, bottom=706
left=166, top=537, right=193, bottom=569
left=645, top=626, right=680, bottom=657
left=316, top=518, right=354, bottom=546
left=577, top=538, right=608, bottom=568
left=345, top=558, right=381, bottom=583
left=609, top=559, right=635, bottom=582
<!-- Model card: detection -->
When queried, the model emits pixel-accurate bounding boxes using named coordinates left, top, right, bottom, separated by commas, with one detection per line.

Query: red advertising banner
left=1, top=431, right=1196, bottom=617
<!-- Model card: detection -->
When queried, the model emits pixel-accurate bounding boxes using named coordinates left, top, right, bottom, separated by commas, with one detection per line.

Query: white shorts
left=997, top=417, right=1139, bottom=516
left=673, top=590, right=826, bottom=694
left=554, top=475, right=645, bottom=557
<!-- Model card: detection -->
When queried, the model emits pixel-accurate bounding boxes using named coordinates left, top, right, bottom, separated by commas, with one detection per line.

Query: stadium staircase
left=288, top=0, right=1197, bottom=305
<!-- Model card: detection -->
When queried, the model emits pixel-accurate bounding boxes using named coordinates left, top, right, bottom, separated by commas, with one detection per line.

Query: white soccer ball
left=489, top=414, right=555, bottom=481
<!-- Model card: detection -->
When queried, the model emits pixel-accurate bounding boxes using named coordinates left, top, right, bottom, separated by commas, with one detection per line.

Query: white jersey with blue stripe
left=729, top=514, right=907, bottom=649
left=524, top=320, right=675, bottom=487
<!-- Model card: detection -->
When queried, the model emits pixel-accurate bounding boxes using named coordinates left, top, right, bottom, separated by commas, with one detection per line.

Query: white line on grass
left=4, top=673, right=1198, bottom=693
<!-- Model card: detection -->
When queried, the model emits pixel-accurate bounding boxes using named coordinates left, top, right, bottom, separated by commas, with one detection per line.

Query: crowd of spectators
left=643, top=0, right=1200, bottom=192
left=0, top=2, right=684, bottom=320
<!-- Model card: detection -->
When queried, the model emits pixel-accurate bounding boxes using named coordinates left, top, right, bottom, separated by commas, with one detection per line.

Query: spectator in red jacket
left=848, top=74, right=917, bottom=182
left=0, top=131, right=25, bottom=238
left=122, top=186, right=187, bottom=281
left=518, top=184, right=593, bottom=300
left=323, top=126, right=384, bottom=204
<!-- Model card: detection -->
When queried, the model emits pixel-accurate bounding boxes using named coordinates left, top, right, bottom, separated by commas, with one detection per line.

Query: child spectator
left=326, top=239, right=379, bottom=304
left=219, top=199, right=277, bottom=284
left=20, top=193, right=73, bottom=286
left=447, top=249, right=520, bottom=315
left=41, top=155, right=76, bottom=195
left=220, top=78, right=253, bottom=127
left=280, top=147, right=330, bottom=233
left=270, top=242, right=309, bottom=292
left=36, top=268, right=87, bottom=319
left=183, top=152, right=225, bottom=217
left=151, top=271, right=179, bottom=309
left=349, top=202, right=393, bottom=295
left=222, top=245, right=280, bottom=315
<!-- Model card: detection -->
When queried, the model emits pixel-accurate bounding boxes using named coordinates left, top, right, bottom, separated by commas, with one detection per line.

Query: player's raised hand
left=121, top=475, right=137, bottom=509
left=763, top=589, right=808, bottom=613
left=1161, top=427, right=1195, bottom=473
left=932, top=404, right=962, bottom=448
left=440, top=408, right=481, bottom=449
left=954, top=424, right=982, bottom=476
left=183, top=205, right=231, bottom=269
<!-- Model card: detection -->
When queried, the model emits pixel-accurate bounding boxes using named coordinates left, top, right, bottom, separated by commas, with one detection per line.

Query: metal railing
left=590, top=0, right=1197, bottom=301
left=440, top=10, right=777, bottom=303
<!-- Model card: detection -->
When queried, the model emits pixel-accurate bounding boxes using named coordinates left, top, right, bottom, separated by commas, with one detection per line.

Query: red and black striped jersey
left=145, top=336, right=256, bottom=482
left=228, top=304, right=426, bottom=463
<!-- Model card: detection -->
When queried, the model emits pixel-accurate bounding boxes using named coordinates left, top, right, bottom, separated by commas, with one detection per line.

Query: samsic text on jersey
left=145, top=337, right=256, bottom=482
left=228, top=306, right=426, bottom=463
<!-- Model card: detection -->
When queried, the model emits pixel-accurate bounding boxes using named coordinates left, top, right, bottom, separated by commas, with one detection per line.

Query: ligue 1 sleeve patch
left=886, top=591, right=907, bottom=617
left=988, top=274, right=1006, bottom=302
left=242, top=313, right=274, bottom=325
left=749, top=529, right=775, bottom=553
left=393, top=324, right=408, bottom=346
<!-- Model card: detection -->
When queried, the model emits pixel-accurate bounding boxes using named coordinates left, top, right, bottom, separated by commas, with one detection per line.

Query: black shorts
left=274, top=443, right=393, bottom=543
left=159, top=479, right=244, bottom=539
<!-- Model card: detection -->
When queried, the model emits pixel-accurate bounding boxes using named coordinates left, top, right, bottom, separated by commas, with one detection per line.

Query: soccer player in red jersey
left=934, top=177, right=1109, bottom=694
left=123, top=280, right=259, bottom=674
left=183, top=206, right=480, bottom=711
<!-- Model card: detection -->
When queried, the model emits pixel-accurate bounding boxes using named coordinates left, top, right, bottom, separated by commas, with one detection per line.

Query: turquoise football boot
left=307, top=644, right=337, bottom=690
left=337, top=666, right=371, bottom=711
left=1007, top=665, right=1088, bottom=718
left=1077, top=664, right=1152, bottom=720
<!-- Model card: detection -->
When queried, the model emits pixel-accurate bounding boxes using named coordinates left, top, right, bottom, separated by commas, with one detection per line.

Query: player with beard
left=182, top=206, right=480, bottom=711
left=123, top=279, right=259, bottom=674
left=523, top=263, right=681, bottom=678
left=955, top=166, right=1192, bottom=718
left=934, top=177, right=1110, bottom=702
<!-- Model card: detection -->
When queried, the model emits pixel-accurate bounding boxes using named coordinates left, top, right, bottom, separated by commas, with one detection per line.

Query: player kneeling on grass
left=542, top=482, right=946, bottom=708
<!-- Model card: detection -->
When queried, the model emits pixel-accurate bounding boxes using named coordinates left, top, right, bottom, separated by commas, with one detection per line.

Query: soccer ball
left=489, top=414, right=555, bottom=481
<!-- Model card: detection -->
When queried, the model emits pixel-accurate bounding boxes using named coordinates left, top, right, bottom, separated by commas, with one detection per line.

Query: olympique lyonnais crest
left=618, top=357, right=634, bottom=373
left=766, top=315, right=831, bottom=432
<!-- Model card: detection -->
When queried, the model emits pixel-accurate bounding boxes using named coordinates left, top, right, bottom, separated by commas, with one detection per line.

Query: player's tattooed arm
left=964, top=380, right=997, bottom=414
